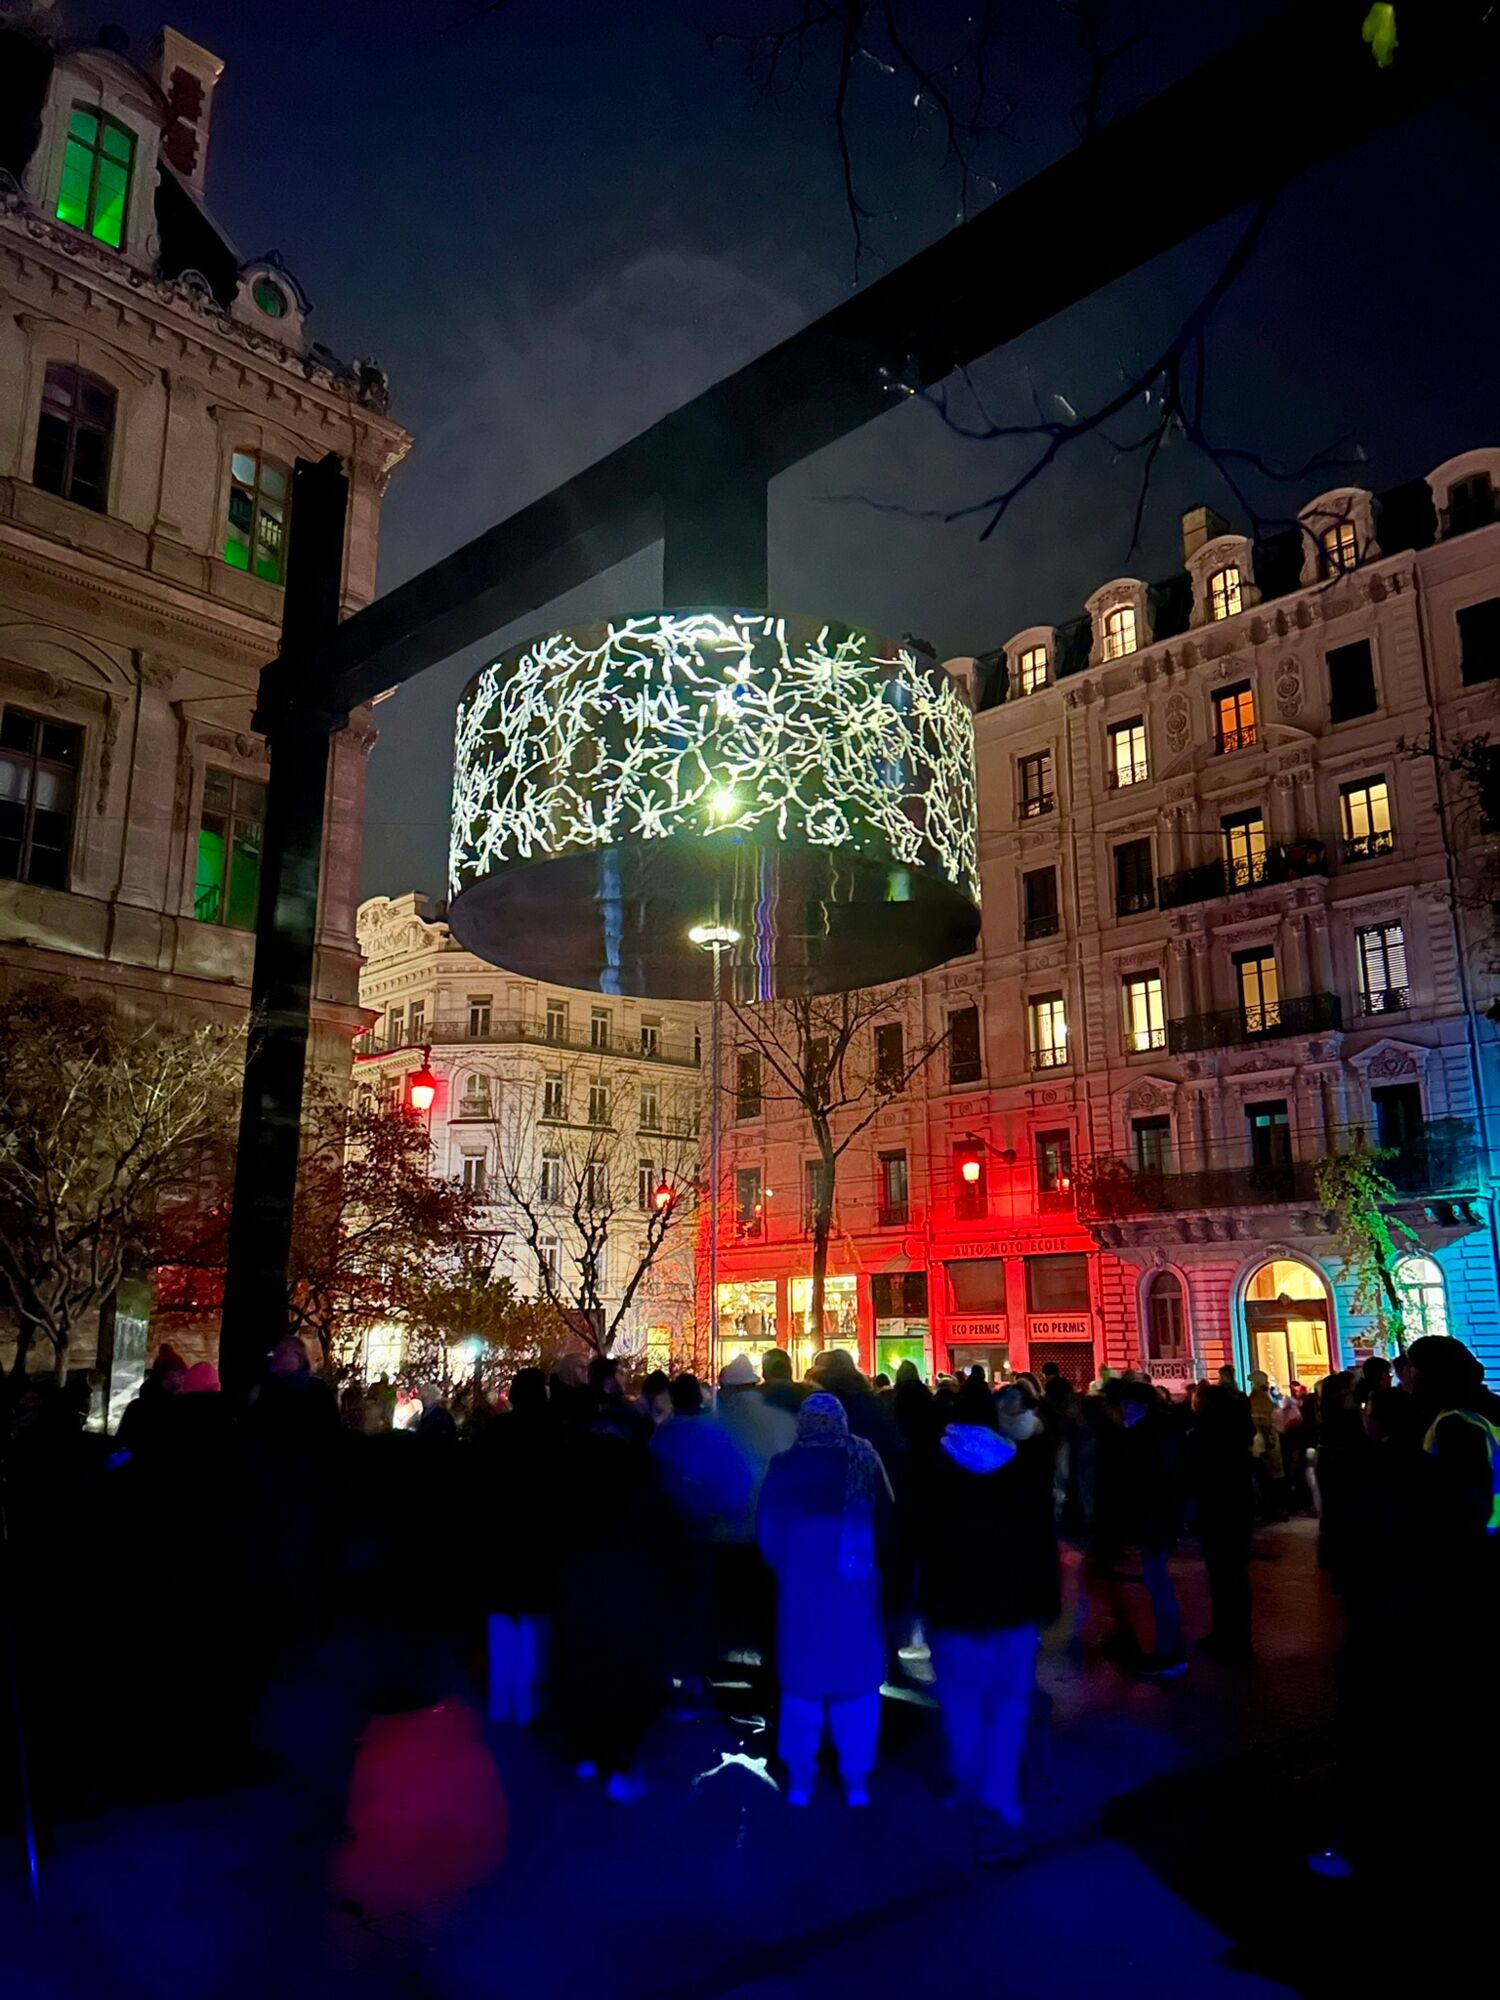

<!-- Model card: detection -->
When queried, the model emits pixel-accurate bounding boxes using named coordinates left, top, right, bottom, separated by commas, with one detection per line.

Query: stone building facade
left=0, top=18, right=408, bottom=1074
left=356, top=894, right=704, bottom=1367
left=716, top=454, right=1500, bottom=1390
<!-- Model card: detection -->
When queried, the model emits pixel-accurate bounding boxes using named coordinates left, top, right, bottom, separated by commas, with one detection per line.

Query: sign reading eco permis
left=447, top=612, right=981, bottom=1002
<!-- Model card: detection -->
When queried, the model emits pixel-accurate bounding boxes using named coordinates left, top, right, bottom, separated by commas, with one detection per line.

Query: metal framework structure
left=219, top=1, right=1500, bottom=1390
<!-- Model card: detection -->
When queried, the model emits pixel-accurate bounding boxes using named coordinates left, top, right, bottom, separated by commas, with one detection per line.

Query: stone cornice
left=0, top=195, right=410, bottom=466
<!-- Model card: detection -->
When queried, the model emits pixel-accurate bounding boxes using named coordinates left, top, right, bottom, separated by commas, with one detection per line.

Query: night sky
left=100, top=0, right=1500, bottom=902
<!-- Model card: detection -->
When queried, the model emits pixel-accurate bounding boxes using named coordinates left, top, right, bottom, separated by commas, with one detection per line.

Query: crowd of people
left=2, top=1330, right=1496, bottom=1878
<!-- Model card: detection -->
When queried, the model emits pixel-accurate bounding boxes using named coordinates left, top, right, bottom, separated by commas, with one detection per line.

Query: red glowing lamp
left=408, top=1065, right=439, bottom=1114
left=653, top=1180, right=674, bottom=1213
left=959, top=1151, right=983, bottom=1186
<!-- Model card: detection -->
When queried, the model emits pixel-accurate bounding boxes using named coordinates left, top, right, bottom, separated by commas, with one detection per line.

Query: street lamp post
left=688, top=921, right=741, bottom=1370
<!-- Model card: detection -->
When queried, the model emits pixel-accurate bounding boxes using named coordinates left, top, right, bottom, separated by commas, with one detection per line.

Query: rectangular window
left=638, top=1159, right=660, bottom=1212
left=1026, top=1252, right=1090, bottom=1313
left=540, top=1152, right=564, bottom=1203
left=1133, top=1115, right=1173, bottom=1177
left=194, top=768, right=265, bottom=929
left=1246, top=1099, right=1291, bottom=1170
left=1018, top=750, right=1054, bottom=818
left=874, top=1021, right=905, bottom=1090
left=1235, top=949, right=1280, bottom=1036
left=1022, top=865, right=1059, bottom=940
left=1320, top=518, right=1359, bottom=575
left=1027, top=991, right=1068, bottom=1070
left=1209, top=566, right=1243, bottom=621
left=0, top=709, right=81, bottom=890
left=467, top=994, right=492, bottom=1038
left=33, top=364, right=115, bottom=512
left=1017, top=644, right=1049, bottom=694
left=1113, top=837, right=1155, bottom=916
left=1123, top=971, right=1166, bottom=1052
left=735, top=1166, right=763, bottom=1233
left=873, top=1271, right=929, bottom=1317
left=546, top=999, right=568, bottom=1042
left=639, top=1082, right=660, bottom=1131
left=1458, top=599, right=1500, bottom=686
left=878, top=1150, right=909, bottom=1226
left=460, top=1153, right=487, bottom=1193
left=639, top=1015, right=661, bottom=1056
left=1221, top=810, right=1267, bottom=890
left=537, top=1234, right=561, bottom=1285
left=587, top=1080, right=610, bottom=1126
left=1339, top=776, right=1394, bottom=861
left=586, top=1159, right=610, bottom=1207
left=1108, top=718, right=1149, bottom=788
left=1214, top=683, right=1257, bottom=754
left=1357, top=921, right=1409, bottom=1012
left=542, top=1073, right=565, bottom=1121
left=948, top=1004, right=982, bottom=1084
left=735, top=1051, right=762, bottom=1119
left=590, top=1005, right=610, bottom=1048
left=1035, top=1129, right=1073, bottom=1207
left=1326, top=639, right=1377, bottom=722
left=948, top=1257, right=1005, bottom=1313
left=459, top=1072, right=491, bottom=1116
left=1102, top=604, right=1137, bottom=660
left=803, top=1158, right=830, bottom=1231
left=409, top=999, right=425, bottom=1041
left=224, top=451, right=288, bottom=584
left=1372, top=1081, right=1423, bottom=1158
left=806, top=1035, right=831, bottom=1093
left=387, top=1006, right=405, bottom=1048
left=56, top=104, right=135, bottom=248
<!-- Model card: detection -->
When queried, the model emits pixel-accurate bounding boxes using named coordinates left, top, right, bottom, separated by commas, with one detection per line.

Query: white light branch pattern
left=450, top=613, right=979, bottom=906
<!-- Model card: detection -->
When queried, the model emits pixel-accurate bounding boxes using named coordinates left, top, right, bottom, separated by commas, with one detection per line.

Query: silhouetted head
left=510, top=1367, right=548, bottom=1418
left=954, top=1371, right=998, bottom=1430
left=761, top=1348, right=793, bottom=1384
left=670, top=1373, right=703, bottom=1417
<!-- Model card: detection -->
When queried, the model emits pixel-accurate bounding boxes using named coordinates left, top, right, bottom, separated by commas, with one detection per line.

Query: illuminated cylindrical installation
left=448, top=612, right=980, bottom=999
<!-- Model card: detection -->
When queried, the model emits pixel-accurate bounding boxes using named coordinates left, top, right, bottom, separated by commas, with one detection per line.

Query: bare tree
left=487, top=1056, right=700, bottom=1357
left=0, top=986, right=244, bottom=1383
left=723, top=985, right=947, bottom=1349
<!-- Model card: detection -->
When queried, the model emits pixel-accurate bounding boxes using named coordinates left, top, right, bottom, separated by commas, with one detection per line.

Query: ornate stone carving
left=1367, top=1048, right=1417, bottom=1080
left=1275, top=659, right=1303, bottom=720
left=1164, top=690, right=1191, bottom=754
left=1126, top=1081, right=1174, bottom=1112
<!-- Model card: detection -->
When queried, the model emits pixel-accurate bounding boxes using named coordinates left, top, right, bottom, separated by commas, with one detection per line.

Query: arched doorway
left=1243, top=1258, right=1335, bottom=1390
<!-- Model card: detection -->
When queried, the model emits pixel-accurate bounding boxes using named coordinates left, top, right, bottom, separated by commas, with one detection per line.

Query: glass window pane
left=258, top=460, right=288, bottom=501
left=68, top=107, right=100, bottom=144
left=226, top=823, right=263, bottom=929
left=223, top=533, right=250, bottom=569
left=0, top=712, right=36, bottom=753
left=231, top=452, right=258, bottom=486
left=194, top=826, right=225, bottom=921
left=56, top=137, right=93, bottom=229
left=39, top=723, right=79, bottom=764
left=92, top=156, right=129, bottom=247
left=101, top=119, right=134, bottom=165
left=227, top=485, right=255, bottom=532
left=33, top=412, right=69, bottom=496
left=202, top=769, right=232, bottom=810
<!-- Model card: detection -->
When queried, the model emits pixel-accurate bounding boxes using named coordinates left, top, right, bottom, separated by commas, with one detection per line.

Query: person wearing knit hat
left=718, top=1353, right=760, bottom=1390
left=179, top=1361, right=221, bottom=1395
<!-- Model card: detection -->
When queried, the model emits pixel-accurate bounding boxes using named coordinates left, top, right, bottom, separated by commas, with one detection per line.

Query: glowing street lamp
left=691, top=918, right=742, bottom=1363
left=959, top=1149, right=983, bottom=1186
left=407, top=1049, right=438, bottom=1118
left=653, top=1179, right=674, bottom=1214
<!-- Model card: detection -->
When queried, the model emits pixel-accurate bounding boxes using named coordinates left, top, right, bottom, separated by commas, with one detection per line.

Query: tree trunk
left=51, top=1331, right=69, bottom=1386
left=809, top=1125, right=836, bottom=1359
left=1380, top=1261, right=1407, bottom=1355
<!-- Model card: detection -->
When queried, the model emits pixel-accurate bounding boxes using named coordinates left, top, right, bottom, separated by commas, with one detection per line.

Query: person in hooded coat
left=756, top=1393, right=893, bottom=1806
left=919, top=1372, right=1059, bottom=1857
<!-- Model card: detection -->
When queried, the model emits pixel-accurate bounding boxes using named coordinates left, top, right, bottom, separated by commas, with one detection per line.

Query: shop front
left=715, top=1278, right=780, bottom=1371
left=790, top=1274, right=860, bottom=1377
left=872, top=1270, right=930, bottom=1381
left=935, top=1229, right=1098, bottom=1383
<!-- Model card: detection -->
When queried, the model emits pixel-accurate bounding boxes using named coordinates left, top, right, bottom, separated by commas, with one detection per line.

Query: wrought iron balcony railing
left=1024, top=912, right=1060, bottom=940
left=1157, top=839, right=1328, bottom=911
left=876, top=1202, right=910, bottom=1229
left=1166, top=990, right=1342, bottom=1054
left=1360, top=985, right=1410, bottom=1015
left=1214, top=722, right=1259, bottom=754
left=1341, top=829, right=1396, bottom=863
left=1019, top=793, right=1056, bottom=819
left=355, top=1016, right=701, bottom=1067
left=1079, top=1159, right=1319, bottom=1219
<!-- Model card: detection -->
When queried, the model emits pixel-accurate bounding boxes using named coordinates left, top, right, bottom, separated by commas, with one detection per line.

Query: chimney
left=1180, top=504, right=1230, bottom=564
left=151, top=26, right=224, bottom=201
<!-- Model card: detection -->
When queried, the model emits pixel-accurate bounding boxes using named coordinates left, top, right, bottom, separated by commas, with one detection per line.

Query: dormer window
left=1448, top=472, right=1495, bottom=536
left=1208, top=566, right=1243, bottom=621
left=1102, top=605, right=1137, bottom=660
left=1017, top=644, right=1049, bottom=695
left=252, top=277, right=289, bottom=319
left=224, top=451, right=289, bottom=584
left=1320, top=519, right=1359, bottom=576
left=56, top=106, right=135, bottom=250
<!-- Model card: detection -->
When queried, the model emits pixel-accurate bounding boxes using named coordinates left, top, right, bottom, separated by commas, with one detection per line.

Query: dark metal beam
left=219, top=455, right=349, bottom=1398
left=313, top=0, right=1498, bottom=708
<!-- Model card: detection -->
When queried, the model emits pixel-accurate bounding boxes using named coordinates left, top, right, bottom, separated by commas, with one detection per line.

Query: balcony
left=1079, top=1159, right=1319, bottom=1220
left=355, top=1015, right=700, bottom=1067
left=1107, top=761, right=1150, bottom=790
left=1030, top=1047, right=1068, bottom=1071
left=1157, top=839, right=1328, bottom=911
left=1019, top=794, right=1056, bottom=819
left=1115, top=888, right=1156, bottom=918
left=1037, top=1186, right=1076, bottom=1214
left=1213, top=722, right=1259, bottom=755
left=1024, top=913, right=1060, bottom=941
left=1382, top=1120, right=1478, bottom=1194
left=1361, top=985, right=1410, bottom=1016
left=877, top=1202, right=910, bottom=1229
left=1166, top=991, right=1342, bottom=1054
left=1341, top=829, right=1396, bottom=864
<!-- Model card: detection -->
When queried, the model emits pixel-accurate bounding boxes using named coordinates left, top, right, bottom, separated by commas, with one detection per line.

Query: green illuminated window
left=194, top=768, right=266, bottom=928
left=223, top=451, right=289, bottom=584
left=56, top=105, right=135, bottom=249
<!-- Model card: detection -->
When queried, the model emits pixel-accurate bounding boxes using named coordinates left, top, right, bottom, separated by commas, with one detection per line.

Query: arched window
left=1209, top=566, right=1243, bottom=620
left=33, top=364, right=115, bottom=512
left=458, top=1072, right=492, bottom=1118
left=56, top=105, right=135, bottom=248
left=1103, top=604, right=1138, bottom=660
left=1143, top=1270, right=1188, bottom=1363
left=1395, top=1255, right=1449, bottom=1342
left=224, top=451, right=290, bottom=583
